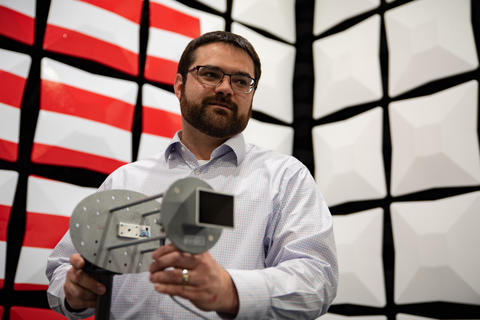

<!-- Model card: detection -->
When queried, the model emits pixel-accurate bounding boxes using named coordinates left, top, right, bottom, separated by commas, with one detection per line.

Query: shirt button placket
left=194, top=168, right=200, bottom=175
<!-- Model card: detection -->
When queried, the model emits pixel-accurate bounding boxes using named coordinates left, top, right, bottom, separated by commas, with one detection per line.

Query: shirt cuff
left=226, top=269, right=270, bottom=320
left=47, top=290, right=94, bottom=320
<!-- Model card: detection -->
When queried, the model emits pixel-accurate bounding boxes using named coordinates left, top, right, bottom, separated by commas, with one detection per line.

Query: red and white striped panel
left=138, top=84, right=181, bottom=160
left=9, top=306, right=95, bottom=320
left=44, top=0, right=142, bottom=75
left=0, top=0, right=35, bottom=45
left=14, top=176, right=96, bottom=291
left=32, top=58, right=137, bottom=174
left=0, top=170, right=19, bottom=289
left=145, top=0, right=225, bottom=85
left=0, top=49, right=31, bottom=162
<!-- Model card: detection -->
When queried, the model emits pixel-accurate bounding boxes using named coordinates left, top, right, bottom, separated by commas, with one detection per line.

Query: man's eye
left=201, top=70, right=221, bottom=79
left=233, top=77, right=249, bottom=87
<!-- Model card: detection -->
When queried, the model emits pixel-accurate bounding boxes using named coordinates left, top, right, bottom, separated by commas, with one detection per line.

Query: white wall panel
left=332, top=208, right=386, bottom=307
left=313, top=0, right=380, bottom=35
left=0, top=169, right=18, bottom=289
left=138, top=84, right=181, bottom=160
left=391, top=191, right=480, bottom=305
left=194, top=0, right=226, bottom=13
left=313, top=15, right=382, bottom=119
left=232, top=0, right=296, bottom=43
left=313, top=107, right=386, bottom=206
left=319, top=314, right=386, bottom=320
left=385, top=0, right=478, bottom=97
left=243, top=119, right=293, bottom=155
left=232, top=22, right=295, bottom=124
left=389, top=81, right=480, bottom=196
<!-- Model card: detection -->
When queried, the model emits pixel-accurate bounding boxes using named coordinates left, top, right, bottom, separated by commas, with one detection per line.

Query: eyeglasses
left=188, top=65, right=256, bottom=94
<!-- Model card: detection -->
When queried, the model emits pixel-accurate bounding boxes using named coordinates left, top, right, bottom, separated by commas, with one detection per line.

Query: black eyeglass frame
left=187, top=65, right=257, bottom=93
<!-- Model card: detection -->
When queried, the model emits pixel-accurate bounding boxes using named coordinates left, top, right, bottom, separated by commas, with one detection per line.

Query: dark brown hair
left=177, top=31, right=261, bottom=88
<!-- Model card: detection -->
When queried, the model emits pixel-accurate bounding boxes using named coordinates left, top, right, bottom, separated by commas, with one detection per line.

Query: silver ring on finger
left=182, top=269, right=190, bottom=285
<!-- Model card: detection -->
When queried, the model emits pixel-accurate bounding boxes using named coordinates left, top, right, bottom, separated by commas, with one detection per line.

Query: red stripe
left=0, top=280, right=3, bottom=290
left=0, top=139, right=18, bottom=162
left=12, top=283, right=49, bottom=291
left=0, top=6, right=35, bottom=45
left=41, top=79, right=134, bottom=131
left=80, top=0, right=143, bottom=24
left=31, top=143, right=127, bottom=174
left=143, top=106, right=181, bottom=137
left=0, top=205, right=12, bottom=241
left=24, top=212, right=69, bottom=249
left=10, top=306, right=94, bottom=319
left=144, top=55, right=178, bottom=85
left=43, top=24, right=138, bottom=76
left=0, top=71, right=27, bottom=108
left=150, top=2, right=200, bottom=39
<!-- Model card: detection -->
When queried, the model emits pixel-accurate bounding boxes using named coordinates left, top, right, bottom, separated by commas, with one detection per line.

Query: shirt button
left=194, top=169, right=200, bottom=175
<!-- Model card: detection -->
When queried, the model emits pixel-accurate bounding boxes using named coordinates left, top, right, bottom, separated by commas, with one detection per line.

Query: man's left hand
left=149, top=243, right=239, bottom=316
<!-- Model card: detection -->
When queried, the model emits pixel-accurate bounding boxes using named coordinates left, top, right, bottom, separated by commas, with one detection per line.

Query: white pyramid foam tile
left=385, top=0, right=478, bottom=97
left=396, top=315, right=435, bottom=320
left=312, top=107, right=386, bottom=206
left=232, top=22, right=295, bottom=124
left=389, top=81, right=480, bottom=197
left=243, top=119, right=293, bottom=155
left=332, top=208, right=386, bottom=307
left=194, top=0, right=226, bottom=13
left=318, top=314, right=387, bottom=320
left=391, top=191, right=480, bottom=305
left=0, top=169, right=19, bottom=289
left=138, top=83, right=181, bottom=160
left=232, top=0, right=295, bottom=44
left=313, top=15, right=382, bottom=119
left=313, top=0, right=380, bottom=35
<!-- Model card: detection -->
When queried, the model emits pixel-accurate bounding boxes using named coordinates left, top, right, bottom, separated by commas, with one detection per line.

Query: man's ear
left=174, top=73, right=183, bottom=100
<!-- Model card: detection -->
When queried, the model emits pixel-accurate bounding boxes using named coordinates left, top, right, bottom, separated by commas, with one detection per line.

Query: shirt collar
left=164, top=131, right=246, bottom=165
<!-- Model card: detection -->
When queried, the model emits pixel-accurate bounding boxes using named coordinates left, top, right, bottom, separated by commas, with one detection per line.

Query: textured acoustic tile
left=318, top=314, right=386, bottom=320
left=232, top=0, right=296, bottom=43
left=0, top=0, right=36, bottom=44
left=44, top=0, right=142, bottom=75
left=0, top=170, right=18, bottom=289
left=313, top=0, right=380, bottom=35
left=396, top=315, right=435, bottom=320
left=146, top=0, right=225, bottom=85
left=138, top=84, right=181, bottom=160
left=313, top=15, right=382, bottom=119
left=0, top=49, right=31, bottom=162
left=32, top=58, right=136, bottom=174
left=232, top=22, right=295, bottom=124
left=385, top=0, right=478, bottom=97
left=391, top=191, right=480, bottom=305
left=389, top=81, right=480, bottom=196
left=14, top=176, right=95, bottom=290
left=194, top=0, right=226, bottom=13
left=332, top=208, right=386, bottom=307
left=243, top=119, right=293, bottom=155
left=313, top=107, right=386, bottom=206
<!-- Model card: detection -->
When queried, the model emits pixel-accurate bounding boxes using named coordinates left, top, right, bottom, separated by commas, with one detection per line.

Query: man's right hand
left=64, top=253, right=106, bottom=310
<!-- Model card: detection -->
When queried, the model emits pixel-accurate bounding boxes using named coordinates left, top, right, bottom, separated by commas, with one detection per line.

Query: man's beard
left=180, top=90, right=251, bottom=139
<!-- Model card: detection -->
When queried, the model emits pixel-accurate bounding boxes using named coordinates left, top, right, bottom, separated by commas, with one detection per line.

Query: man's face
left=174, top=42, right=255, bottom=139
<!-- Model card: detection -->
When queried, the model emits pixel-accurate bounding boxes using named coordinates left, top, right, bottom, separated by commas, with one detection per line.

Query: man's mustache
left=202, top=96, right=237, bottom=112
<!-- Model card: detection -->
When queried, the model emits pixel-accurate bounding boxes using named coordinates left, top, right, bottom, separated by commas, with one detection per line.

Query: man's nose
left=215, top=74, right=234, bottom=94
